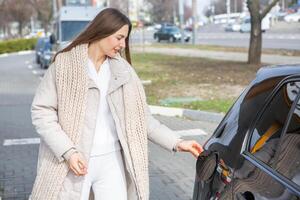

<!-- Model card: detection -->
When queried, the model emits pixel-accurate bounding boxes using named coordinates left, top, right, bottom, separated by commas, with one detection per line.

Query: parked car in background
left=183, top=28, right=192, bottom=42
left=35, top=37, right=55, bottom=69
left=153, top=25, right=190, bottom=42
left=39, top=39, right=54, bottom=69
left=273, top=11, right=288, bottom=21
left=224, top=22, right=241, bottom=32
left=240, top=15, right=271, bottom=33
left=153, top=23, right=162, bottom=30
left=284, top=12, right=300, bottom=22
left=193, top=65, right=300, bottom=200
left=35, top=37, right=49, bottom=64
left=240, top=17, right=251, bottom=33
left=35, top=37, right=53, bottom=69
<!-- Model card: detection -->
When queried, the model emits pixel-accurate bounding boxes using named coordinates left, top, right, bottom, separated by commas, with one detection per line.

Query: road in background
left=131, top=21, right=300, bottom=50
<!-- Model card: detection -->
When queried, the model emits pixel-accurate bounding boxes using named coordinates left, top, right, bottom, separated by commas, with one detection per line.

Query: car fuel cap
left=196, top=150, right=218, bottom=181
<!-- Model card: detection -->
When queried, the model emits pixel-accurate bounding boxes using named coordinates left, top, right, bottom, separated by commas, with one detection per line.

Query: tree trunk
left=248, top=18, right=262, bottom=64
left=18, top=21, right=23, bottom=37
left=247, top=0, right=262, bottom=64
left=247, top=0, right=279, bottom=64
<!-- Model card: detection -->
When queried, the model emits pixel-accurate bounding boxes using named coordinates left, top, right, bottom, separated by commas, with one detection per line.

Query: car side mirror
left=49, top=34, right=56, bottom=44
left=196, top=150, right=218, bottom=181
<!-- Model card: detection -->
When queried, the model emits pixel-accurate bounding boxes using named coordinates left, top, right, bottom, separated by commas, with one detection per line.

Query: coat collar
left=85, top=45, right=131, bottom=94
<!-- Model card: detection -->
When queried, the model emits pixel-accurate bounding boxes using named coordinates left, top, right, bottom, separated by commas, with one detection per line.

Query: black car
left=39, top=40, right=53, bottom=69
left=193, top=65, right=300, bottom=200
left=153, top=25, right=190, bottom=43
left=35, top=37, right=53, bottom=69
left=35, top=37, right=49, bottom=64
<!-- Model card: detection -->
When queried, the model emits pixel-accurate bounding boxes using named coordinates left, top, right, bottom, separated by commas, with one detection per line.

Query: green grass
left=130, top=52, right=250, bottom=113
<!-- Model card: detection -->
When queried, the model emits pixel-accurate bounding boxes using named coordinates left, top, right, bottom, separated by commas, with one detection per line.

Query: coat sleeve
left=31, top=63, right=75, bottom=163
left=129, top=66, right=182, bottom=152
left=145, top=105, right=183, bottom=152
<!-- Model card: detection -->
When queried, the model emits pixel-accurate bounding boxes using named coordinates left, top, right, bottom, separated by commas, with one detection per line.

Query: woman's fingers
left=189, top=146, right=200, bottom=158
left=177, top=140, right=204, bottom=158
left=78, top=158, right=88, bottom=174
left=193, top=142, right=204, bottom=153
left=70, top=164, right=81, bottom=176
left=68, top=153, right=88, bottom=176
left=72, top=162, right=86, bottom=176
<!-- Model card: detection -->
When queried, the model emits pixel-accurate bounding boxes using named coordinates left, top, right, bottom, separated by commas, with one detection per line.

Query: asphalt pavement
left=0, top=52, right=219, bottom=200
left=131, top=21, right=300, bottom=50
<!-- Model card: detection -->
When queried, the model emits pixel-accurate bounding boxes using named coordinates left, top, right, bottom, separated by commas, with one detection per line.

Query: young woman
left=30, top=8, right=203, bottom=200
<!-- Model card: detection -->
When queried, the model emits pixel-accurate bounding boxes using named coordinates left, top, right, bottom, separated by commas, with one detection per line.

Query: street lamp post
left=178, top=0, right=184, bottom=44
left=192, top=0, right=197, bottom=45
left=234, top=0, right=237, bottom=12
left=226, top=0, right=231, bottom=24
left=53, top=0, right=57, bottom=18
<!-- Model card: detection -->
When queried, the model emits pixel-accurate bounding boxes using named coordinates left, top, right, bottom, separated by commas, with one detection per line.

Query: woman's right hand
left=67, top=152, right=88, bottom=176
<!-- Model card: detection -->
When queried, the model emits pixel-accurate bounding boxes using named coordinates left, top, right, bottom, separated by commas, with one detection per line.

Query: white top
left=87, top=57, right=121, bottom=156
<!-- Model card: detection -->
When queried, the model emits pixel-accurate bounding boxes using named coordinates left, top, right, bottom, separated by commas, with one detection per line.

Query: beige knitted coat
left=30, top=44, right=181, bottom=199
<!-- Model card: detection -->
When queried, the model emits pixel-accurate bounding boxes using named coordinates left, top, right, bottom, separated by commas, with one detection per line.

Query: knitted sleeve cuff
left=62, top=147, right=78, bottom=161
left=172, top=139, right=184, bottom=153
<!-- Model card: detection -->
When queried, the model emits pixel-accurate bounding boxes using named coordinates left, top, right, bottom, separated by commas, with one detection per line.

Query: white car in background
left=240, top=15, right=271, bottom=33
left=224, top=22, right=241, bottom=32
left=284, top=12, right=300, bottom=22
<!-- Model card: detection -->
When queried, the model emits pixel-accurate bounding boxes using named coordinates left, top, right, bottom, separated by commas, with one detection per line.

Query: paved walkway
left=132, top=46, right=300, bottom=65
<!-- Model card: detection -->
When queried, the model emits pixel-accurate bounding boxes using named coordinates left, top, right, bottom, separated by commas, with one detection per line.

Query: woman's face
left=98, top=24, right=129, bottom=58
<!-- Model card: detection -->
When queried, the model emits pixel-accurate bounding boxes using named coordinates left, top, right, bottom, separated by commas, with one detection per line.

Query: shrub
left=0, top=38, right=38, bottom=54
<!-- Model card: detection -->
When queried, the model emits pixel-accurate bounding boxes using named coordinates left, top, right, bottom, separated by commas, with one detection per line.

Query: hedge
left=0, top=38, right=38, bottom=54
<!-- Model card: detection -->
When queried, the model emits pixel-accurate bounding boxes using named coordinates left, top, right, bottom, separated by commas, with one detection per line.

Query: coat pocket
left=58, top=170, right=84, bottom=199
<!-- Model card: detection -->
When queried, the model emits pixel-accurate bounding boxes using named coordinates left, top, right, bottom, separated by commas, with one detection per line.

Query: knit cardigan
left=31, top=44, right=149, bottom=200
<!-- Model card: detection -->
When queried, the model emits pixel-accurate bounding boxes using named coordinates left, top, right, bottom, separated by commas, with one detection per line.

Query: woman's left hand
left=176, top=140, right=203, bottom=158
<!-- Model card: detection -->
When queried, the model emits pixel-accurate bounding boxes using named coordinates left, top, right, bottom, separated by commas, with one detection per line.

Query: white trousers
left=80, top=150, right=127, bottom=200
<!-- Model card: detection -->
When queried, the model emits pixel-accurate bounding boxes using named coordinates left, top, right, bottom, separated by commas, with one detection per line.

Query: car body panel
left=193, top=65, right=300, bottom=200
left=284, top=12, right=300, bottom=22
left=240, top=15, right=270, bottom=33
left=153, top=24, right=190, bottom=42
left=35, top=37, right=49, bottom=64
left=39, top=41, right=54, bottom=69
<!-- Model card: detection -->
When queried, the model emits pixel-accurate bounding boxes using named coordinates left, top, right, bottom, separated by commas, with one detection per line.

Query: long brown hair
left=52, top=8, right=132, bottom=63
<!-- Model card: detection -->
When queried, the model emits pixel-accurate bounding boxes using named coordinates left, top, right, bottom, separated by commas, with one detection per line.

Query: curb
left=0, top=50, right=34, bottom=58
left=149, top=105, right=224, bottom=123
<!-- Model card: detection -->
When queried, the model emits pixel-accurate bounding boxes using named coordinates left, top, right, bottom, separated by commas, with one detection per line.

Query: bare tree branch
left=28, top=0, right=52, bottom=33
left=4, top=0, right=33, bottom=37
left=261, top=0, right=280, bottom=18
left=148, top=0, right=177, bottom=23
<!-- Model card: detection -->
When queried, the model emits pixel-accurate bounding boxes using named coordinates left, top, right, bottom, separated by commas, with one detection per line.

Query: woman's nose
left=120, top=39, right=126, bottom=48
